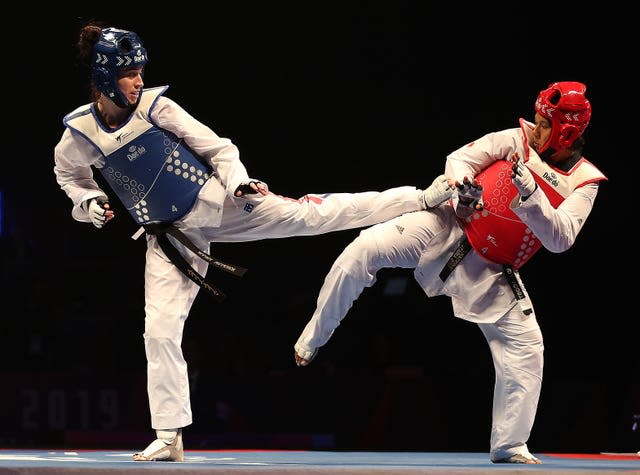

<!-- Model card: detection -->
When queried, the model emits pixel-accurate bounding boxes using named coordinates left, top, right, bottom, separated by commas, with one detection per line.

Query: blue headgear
left=91, top=27, right=148, bottom=107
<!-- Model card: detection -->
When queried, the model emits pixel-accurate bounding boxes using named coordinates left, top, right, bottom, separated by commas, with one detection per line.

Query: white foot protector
left=492, top=453, right=541, bottom=464
left=133, top=429, right=184, bottom=462
left=294, top=345, right=318, bottom=367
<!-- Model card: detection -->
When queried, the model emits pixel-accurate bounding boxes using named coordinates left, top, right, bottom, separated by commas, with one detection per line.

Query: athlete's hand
left=454, top=176, right=483, bottom=217
left=510, top=153, right=537, bottom=199
left=420, top=174, right=455, bottom=209
left=88, top=198, right=114, bottom=228
left=235, top=180, right=268, bottom=197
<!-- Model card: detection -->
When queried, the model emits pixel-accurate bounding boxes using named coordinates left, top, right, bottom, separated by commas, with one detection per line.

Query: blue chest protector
left=63, top=86, right=212, bottom=225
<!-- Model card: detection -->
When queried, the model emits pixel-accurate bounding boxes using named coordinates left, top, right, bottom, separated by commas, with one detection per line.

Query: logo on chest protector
left=127, top=145, right=146, bottom=161
left=116, top=131, right=134, bottom=143
left=542, top=171, right=559, bottom=187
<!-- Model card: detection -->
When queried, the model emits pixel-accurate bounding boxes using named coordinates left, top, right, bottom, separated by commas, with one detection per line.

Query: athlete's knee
left=345, top=229, right=378, bottom=259
left=143, top=335, right=184, bottom=363
left=518, top=329, right=544, bottom=378
left=336, top=230, right=376, bottom=265
left=144, top=306, right=186, bottom=338
left=524, top=327, right=544, bottom=352
left=328, top=232, right=380, bottom=285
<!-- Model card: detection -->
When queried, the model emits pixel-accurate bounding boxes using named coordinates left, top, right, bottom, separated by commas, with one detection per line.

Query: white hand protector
left=454, top=176, right=484, bottom=217
left=420, top=174, right=455, bottom=209
left=88, top=198, right=111, bottom=228
left=511, top=157, right=537, bottom=199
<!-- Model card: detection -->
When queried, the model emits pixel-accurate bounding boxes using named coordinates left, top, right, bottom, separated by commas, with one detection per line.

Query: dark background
left=2, top=5, right=637, bottom=454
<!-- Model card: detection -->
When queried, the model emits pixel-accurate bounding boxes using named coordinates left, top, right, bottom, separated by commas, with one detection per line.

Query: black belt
left=439, top=236, right=472, bottom=282
left=502, top=264, right=533, bottom=315
left=439, top=235, right=533, bottom=315
left=145, top=224, right=247, bottom=302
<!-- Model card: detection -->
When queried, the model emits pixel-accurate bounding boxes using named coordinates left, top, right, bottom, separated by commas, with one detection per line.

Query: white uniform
left=294, top=119, right=605, bottom=461
left=54, top=87, right=425, bottom=431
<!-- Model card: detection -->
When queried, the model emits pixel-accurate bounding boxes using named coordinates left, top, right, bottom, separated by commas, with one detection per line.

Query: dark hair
left=570, top=135, right=585, bottom=152
left=76, top=20, right=107, bottom=101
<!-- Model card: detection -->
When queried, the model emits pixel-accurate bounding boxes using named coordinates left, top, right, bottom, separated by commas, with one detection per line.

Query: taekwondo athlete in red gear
left=293, top=81, right=607, bottom=464
left=54, top=24, right=453, bottom=462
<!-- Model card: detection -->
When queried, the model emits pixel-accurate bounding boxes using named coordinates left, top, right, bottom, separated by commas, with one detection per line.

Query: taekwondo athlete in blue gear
left=54, top=23, right=456, bottom=462
left=64, top=86, right=213, bottom=226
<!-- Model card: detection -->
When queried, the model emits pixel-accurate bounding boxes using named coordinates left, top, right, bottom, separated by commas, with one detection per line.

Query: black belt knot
left=145, top=224, right=247, bottom=302
left=438, top=234, right=532, bottom=315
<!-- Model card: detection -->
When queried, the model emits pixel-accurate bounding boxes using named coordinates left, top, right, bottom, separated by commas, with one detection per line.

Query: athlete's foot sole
left=492, top=454, right=541, bottom=464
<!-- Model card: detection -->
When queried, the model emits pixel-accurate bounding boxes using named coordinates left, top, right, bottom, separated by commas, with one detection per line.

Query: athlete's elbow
left=545, top=235, right=576, bottom=253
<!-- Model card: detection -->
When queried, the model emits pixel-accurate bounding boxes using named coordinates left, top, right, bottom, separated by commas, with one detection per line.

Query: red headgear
left=534, top=81, right=591, bottom=153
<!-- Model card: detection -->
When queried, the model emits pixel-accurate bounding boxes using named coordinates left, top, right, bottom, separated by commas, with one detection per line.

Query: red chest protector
left=460, top=152, right=604, bottom=269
